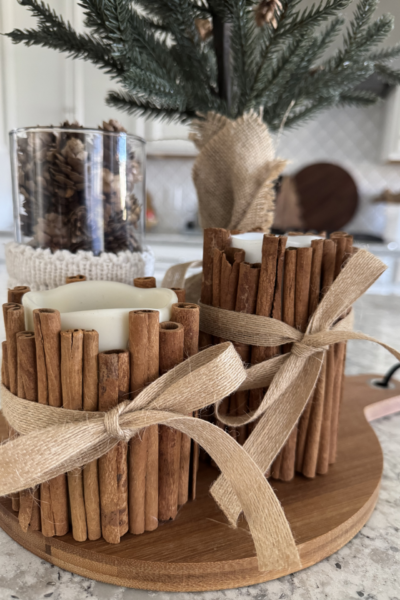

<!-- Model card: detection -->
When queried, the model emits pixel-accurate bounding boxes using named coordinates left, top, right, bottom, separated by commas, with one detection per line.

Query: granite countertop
left=0, top=268, right=400, bottom=599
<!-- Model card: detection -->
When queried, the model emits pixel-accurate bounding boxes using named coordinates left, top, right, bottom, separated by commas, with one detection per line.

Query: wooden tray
left=1, top=374, right=399, bottom=592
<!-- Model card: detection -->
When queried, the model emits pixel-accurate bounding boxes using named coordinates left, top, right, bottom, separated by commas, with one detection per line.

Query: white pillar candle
left=23, top=281, right=178, bottom=352
left=230, top=233, right=323, bottom=263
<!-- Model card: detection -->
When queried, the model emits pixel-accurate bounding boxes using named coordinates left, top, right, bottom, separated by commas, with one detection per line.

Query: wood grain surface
left=0, top=374, right=399, bottom=592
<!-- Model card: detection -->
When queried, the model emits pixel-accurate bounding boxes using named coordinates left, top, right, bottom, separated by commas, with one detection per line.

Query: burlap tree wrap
left=191, top=112, right=286, bottom=231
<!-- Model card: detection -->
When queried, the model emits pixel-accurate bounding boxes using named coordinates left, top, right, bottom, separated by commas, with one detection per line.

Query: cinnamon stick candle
left=82, top=330, right=101, bottom=541
left=33, top=308, right=69, bottom=537
left=61, top=329, right=87, bottom=542
left=134, top=276, right=156, bottom=288
left=129, top=309, right=160, bottom=534
left=158, top=322, right=184, bottom=520
left=8, top=286, right=30, bottom=304
left=296, top=239, right=324, bottom=473
left=170, top=303, right=200, bottom=505
left=199, top=228, right=231, bottom=349
left=16, top=331, right=40, bottom=532
left=170, top=288, right=186, bottom=302
left=98, top=349, right=130, bottom=543
left=65, top=274, right=86, bottom=284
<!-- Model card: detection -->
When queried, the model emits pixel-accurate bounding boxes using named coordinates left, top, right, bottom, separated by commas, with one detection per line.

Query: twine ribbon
left=1, top=249, right=400, bottom=573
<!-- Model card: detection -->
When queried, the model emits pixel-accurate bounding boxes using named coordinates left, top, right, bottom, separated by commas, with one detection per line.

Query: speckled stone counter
left=1, top=291, right=400, bottom=600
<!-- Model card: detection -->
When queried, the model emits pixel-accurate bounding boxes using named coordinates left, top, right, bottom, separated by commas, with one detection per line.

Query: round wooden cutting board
left=0, top=375, right=399, bottom=592
left=293, top=162, right=359, bottom=232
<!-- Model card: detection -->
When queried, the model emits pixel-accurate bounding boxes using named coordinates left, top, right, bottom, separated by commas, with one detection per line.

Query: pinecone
left=100, top=119, right=127, bottom=133
left=195, top=18, right=213, bottom=41
left=17, top=130, right=58, bottom=236
left=33, top=212, right=70, bottom=251
left=70, top=206, right=93, bottom=252
left=126, top=194, right=142, bottom=227
left=255, top=0, right=282, bottom=28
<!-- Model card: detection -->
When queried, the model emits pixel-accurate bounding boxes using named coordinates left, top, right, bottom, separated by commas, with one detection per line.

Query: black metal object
left=212, top=14, right=232, bottom=112
left=373, top=364, right=400, bottom=388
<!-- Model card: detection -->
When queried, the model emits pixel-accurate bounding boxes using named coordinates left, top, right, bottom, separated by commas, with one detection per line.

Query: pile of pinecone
left=17, top=120, right=142, bottom=254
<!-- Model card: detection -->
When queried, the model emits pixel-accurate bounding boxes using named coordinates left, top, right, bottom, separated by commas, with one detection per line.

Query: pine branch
left=107, top=90, right=195, bottom=121
left=375, top=63, right=400, bottom=86
left=368, top=43, right=400, bottom=62
left=7, top=25, right=124, bottom=76
left=339, top=90, right=379, bottom=106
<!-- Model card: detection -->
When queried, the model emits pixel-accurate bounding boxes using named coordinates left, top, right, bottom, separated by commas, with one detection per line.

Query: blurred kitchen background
left=1, top=0, right=400, bottom=291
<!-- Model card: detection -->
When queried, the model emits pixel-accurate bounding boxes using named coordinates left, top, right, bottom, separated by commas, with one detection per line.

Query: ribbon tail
left=165, top=415, right=301, bottom=573
left=161, top=260, right=203, bottom=289
left=211, top=352, right=324, bottom=524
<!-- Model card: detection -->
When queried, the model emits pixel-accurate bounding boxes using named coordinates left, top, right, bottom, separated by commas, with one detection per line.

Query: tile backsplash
left=148, top=100, right=400, bottom=242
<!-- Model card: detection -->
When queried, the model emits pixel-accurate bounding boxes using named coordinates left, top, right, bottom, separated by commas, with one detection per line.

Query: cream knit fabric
left=5, top=243, right=155, bottom=290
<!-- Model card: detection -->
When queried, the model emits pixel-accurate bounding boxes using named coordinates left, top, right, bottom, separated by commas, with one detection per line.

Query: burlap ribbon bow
left=1, top=249, right=400, bottom=573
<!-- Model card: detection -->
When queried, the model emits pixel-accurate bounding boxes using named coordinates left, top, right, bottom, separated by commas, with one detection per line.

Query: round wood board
left=1, top=374, right=399, bottom=592
left=293, top=162, right=359, bottom=232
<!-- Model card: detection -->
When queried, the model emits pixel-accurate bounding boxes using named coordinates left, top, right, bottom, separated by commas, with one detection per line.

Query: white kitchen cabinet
left=382, top=87, right=400, bottom=162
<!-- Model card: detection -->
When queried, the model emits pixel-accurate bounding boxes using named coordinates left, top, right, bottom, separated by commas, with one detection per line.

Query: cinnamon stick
left=65, top=274, right=86, bottom=284
left=16, top=332, right=38, bottom=402
left=61, top=329, right=87, bottom=542
left=281, top=247, right=313, bottom=481
left=8, top=286, right=30, bottom=304
left=134, top=276, right=156, bottom=288
left=2, top=341, right=9, bottom=389
left=33, top=308, right=69, bottom=537
left=275, top=248, right=297, bottom=481
left=82, top=329, right=101, bottom=541
left=98, top=349, right=130, bottom=543
left=270, top=236, right=289, bottom=480
left=199, top=228, right=230, bottom=349
left=229, top=262, right=261, bottom=445
left=4, top=304, right=25, bottom=395
left=296, top=239, right=324, bottom=472
left=219, top=248, right=246, bottom=311
left=158, top=322, right=184, bottom=520
left=170, top=303, right=200, bottom=505
left=4, top=303, right=25, bottom=512
left=211, top=247, right=245, bottom=447
left=248, top=235, right=280, bottom=429
left=128, top=309, right=159, bottom=534
left=170, top=288, right=186, bottom=302
left=315, top=240, right=337, bottom=475
left=329, top=234, right=353, bottom=464
left=16, top=331, right=40, bottom=532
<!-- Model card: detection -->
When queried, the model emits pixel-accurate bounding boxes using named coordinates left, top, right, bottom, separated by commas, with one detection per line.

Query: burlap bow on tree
left=191, top=111, right=286, bottom=231
left=1, top=249, right=400, bottom=574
